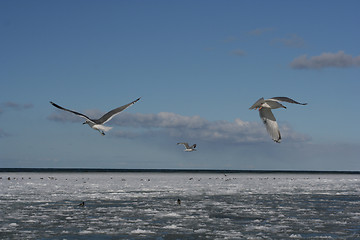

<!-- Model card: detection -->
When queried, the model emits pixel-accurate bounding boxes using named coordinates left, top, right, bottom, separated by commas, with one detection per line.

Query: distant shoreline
left=0, top=168, right=359, bottom=174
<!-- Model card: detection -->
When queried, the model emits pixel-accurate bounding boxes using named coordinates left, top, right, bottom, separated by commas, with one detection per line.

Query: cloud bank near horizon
left=48, top=111, right=310, bottom=144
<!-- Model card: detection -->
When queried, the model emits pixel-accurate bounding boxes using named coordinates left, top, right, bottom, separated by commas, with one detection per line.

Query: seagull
left=50, top=97, right=141, bottom=135
left=177, top=142, right=197, bottom=152
left=249, top=97, right=307, bottom=143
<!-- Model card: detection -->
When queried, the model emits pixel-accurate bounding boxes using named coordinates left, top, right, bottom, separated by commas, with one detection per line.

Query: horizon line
left=1, top=168, right=360, bottom=174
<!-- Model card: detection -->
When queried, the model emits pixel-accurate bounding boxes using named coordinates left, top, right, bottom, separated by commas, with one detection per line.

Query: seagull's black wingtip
left=50, top=101, right=59, bottom=108
left=132, top=97, right=141, bottom=103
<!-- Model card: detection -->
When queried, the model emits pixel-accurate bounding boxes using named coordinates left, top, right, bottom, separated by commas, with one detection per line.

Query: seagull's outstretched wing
left=249, top=97, right=265, bottom=109
left=259, top=108, right=281, bottom=143
left=177, top=142, right=190, bottom=149
left=50, top=101, right=92, bottom=121
left=270, top=97, right=307, bottom=105
left=95, top=98, right=141, bottom=124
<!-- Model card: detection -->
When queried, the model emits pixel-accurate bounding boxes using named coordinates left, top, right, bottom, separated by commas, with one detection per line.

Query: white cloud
left=112, top=112, right=309, bottom=144
left=291, top=51, right=360, bottom=69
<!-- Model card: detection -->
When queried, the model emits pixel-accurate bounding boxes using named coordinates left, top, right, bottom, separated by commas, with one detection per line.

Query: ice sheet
left=1, top=172, right=360, bottom=239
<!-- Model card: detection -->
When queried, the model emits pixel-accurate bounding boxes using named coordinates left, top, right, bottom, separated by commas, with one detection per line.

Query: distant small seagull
left=249, top=97, right=307, bottom=143
left=78, top=201, right=85, bottom=206
left=177, top=142, right=197, bottom=152
left=50, top=98, right=141, bottom=135
left=177, top=199, right=181, bottom=205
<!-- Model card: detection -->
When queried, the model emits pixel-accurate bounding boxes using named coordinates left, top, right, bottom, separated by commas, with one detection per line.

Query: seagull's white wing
left=50, top=101, right=92, bottom=122
left=259, top=108, right=281, bottom=143
left=249, top=97, right=265, bottom=109
left=270, top=97, right=307, bottom=105
left=177, top=142, right=190, bottom=149
left=96, top=97, right=141, bottom=124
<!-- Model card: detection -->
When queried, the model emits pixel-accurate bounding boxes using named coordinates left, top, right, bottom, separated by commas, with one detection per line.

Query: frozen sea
left=1, top=172, right=360, bottom=239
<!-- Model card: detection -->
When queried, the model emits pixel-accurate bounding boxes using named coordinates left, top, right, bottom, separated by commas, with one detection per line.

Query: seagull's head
left=83, top=120, right=95, bottom=128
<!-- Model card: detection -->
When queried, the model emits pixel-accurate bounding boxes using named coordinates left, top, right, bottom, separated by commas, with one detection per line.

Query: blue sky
left=1, top=0, right=359, bottom=170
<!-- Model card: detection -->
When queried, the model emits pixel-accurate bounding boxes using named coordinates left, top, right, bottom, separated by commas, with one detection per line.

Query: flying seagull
left=249, top=97, right=307, bottom=143
left=177, top=142, right=197, bottom=152
left=50, top=97, right=141, bottom=135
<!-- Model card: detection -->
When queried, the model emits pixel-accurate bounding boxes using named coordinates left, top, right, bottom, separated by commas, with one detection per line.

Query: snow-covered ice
left=1, top=172, right=360, bottom=239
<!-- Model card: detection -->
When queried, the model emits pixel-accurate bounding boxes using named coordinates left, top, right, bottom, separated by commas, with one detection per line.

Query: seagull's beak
left=82, top=122, right=87, bottom=125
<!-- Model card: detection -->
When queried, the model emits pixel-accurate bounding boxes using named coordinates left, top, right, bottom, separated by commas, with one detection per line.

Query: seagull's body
left=249, top=97, right=307, bottom=143
left=177, top=142, right=197, bottom=152
left=50, top=98, right=141, bottom=135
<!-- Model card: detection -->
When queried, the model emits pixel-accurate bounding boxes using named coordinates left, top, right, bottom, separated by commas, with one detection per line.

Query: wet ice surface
left=1, top=172, right=360, bottom=239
